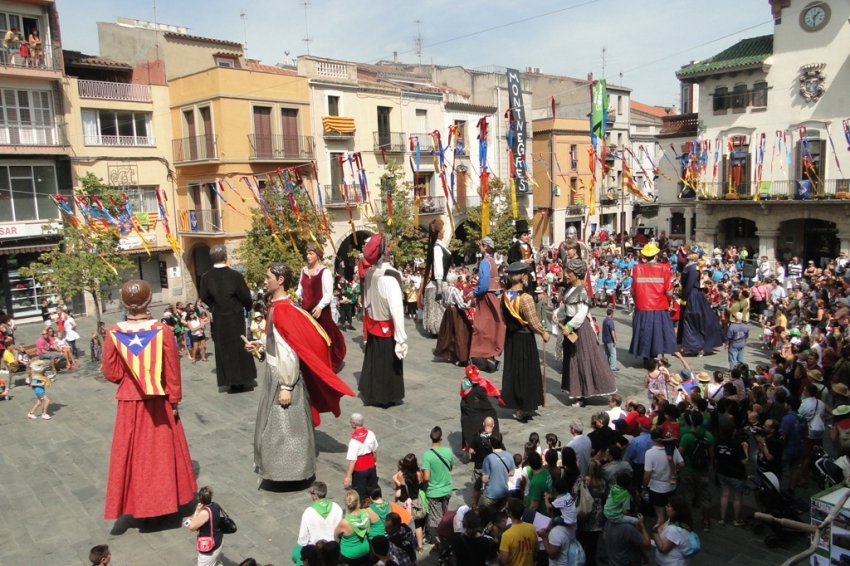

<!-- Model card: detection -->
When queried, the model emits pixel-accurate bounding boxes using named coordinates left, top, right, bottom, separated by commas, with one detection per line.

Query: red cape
left=271, top=299, right=355, bottom=426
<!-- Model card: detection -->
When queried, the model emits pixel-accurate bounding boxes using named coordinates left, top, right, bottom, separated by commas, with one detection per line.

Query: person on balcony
left=27, top=29, right=42, bottom=67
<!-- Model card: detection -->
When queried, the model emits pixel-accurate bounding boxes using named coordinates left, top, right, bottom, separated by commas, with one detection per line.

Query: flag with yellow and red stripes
left=108, top=327, right=166, bottom=396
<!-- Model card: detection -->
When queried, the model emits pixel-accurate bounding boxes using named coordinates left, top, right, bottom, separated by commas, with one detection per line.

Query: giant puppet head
left=119, top=280, right=152, bottom=317
left=565, top=226, right=578, bottom=242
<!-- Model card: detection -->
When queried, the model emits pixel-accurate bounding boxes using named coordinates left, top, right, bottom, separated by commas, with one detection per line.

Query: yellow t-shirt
left=2, top=349, right=18, bottom=372
left=499, top=521, right=537, bottom=566
left=776, top=312, right=787, bottom=330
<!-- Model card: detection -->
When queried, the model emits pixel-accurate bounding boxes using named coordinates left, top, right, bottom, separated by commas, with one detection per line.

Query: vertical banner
left=506, top=68, right=530, bottom=193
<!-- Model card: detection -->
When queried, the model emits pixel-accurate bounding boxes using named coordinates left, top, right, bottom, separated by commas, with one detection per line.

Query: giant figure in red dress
left=297, top=242, right=346, bottom=371
left=102, top=280, right=197, bottom=520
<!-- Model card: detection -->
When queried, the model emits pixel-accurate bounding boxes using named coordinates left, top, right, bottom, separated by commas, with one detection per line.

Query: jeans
left=603, top=342, right=617, bottom=370
left=728, top=346, right=744, bottom=370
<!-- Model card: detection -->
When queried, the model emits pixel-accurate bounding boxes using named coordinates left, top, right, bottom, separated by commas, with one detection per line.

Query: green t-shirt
left=678, top=426, right=714, bottom=473
left=423, top=446, right=454, bottom=498
left=524, top=467, right=552, bottom=515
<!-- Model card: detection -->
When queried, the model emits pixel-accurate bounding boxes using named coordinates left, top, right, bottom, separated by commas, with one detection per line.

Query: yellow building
left=62, top=51, right=183, bottom=312
left=168, top=62, right=313, bottom=295
left=532, top=117, right=595, bottom=244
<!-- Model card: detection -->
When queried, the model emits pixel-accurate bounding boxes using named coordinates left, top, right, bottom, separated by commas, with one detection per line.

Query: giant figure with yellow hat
left=629, top=242, right=677, bottom=359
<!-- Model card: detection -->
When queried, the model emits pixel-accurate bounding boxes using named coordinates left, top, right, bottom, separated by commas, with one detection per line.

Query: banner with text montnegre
left=506, top=68, right=529, bottom=193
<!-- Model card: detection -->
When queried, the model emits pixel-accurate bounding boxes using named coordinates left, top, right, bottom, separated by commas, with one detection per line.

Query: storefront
left=100, top=248, right=173, bottom=313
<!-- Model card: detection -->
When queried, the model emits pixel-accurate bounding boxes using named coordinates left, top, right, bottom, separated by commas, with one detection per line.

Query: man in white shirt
left=294, top=480, right=343, bottom=562
left=567, top=419, right=592, bottom=476
left=344, top=413, right=379, bottom=499
left=641, top=428, right=684, bottom=529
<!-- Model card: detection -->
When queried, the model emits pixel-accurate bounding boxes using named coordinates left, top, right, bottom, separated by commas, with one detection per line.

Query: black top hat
left=515, top=219, right=530, bottom=235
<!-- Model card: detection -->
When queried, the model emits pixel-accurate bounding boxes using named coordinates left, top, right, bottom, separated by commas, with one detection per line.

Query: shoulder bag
left=575, top=478, right=594, bottom=518
left=196, top=507, right=215, bottom=553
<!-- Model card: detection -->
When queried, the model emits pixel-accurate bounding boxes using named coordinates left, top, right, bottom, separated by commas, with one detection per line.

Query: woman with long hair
left=560, top=446, right=581, bottom=493
left=392, top=453, right=426, bottom=550
left=653, top=495, right=695, bottom=565
left=420, top=219, right=451, bottom=336
left=574, top=459, right=610, bottom=566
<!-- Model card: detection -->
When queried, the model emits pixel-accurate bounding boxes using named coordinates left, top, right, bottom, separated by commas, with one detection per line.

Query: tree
left=19, top=173, right=134, bottom=324
left=368, top=162, right=427, bottom=268
left=236, top=183, right=329, bottom=288
left=451, top=178, right=528, bottom=258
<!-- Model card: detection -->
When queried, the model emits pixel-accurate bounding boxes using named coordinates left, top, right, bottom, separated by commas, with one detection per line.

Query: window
left=722, top=138, right=751, bottom=193
left=82, top=110, right=152, bottom=146
left=0, top=88, right=55, bottom=145
left=731, top=85, right=748, bottom=110
left=570, top=144, right=578, bottom=169
left=712, top=87, right=728, bottom=113
left=617, top=96, right=623, bottom=115
left=680, top=84, right=691, bottom=114
left=635, top=125, right=650, bottom=133
left=752, top=81, right=768, bottom=108
left=670, top=212, right=686, bottom=235
left=415, top=109, right=428, bottom=133
left=796, top=138, right=824, bottom=187
left=454, top=120, right=467, bottom=154
left=122, top=186, right=158, bottom=213
left=327, top=96, right=340, bottom=116
left=0, top=164, right=58, bottom=222
left=214, top=57, right=235, bottom=68
left=617, top=133, right=623, bottom=148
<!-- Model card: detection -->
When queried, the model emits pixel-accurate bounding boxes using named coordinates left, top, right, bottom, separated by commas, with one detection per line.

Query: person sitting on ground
left=89, top=544, right=111, bottom=566
left=384, top=512, right=417, bottom=566
left=334, top=489, right=375, bottom=566
left=293, top=480, right=344, bottom=565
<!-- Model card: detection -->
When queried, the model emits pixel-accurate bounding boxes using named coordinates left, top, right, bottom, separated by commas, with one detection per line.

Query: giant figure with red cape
left=296, top=242, right=346, bottom=371
left=251, top=262, right=355, bottom=483
left=102, top=280, right=197, bottom=520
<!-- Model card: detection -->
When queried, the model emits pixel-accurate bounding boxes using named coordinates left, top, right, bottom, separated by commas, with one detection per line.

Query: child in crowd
left=507, top=454, right=523, bottom=499
left=603, top=472, right=638, bottom=524
left=528, top=432, right=542, bottom=455
left=27, top=360, right=51, bottom=420
left=543, top=433, right=561, bottom=462
left=660, top=404, right=681, bottom=485
left=761, top=320, right=775, bottom=350
left=55, top=331, right=79, bottom=369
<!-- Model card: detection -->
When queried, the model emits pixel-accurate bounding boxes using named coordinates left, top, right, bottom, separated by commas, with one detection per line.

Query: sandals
left=733, top=520, right=746, bottom=527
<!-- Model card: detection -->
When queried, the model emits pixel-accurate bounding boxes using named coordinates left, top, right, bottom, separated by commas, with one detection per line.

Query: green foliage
left=236, top=183, right=329, bottom=288
left=19, top=173, right=133, bottom=323
left=368, top=162, right=427, bottom=267
left=450, top=178, right=527, bottom=258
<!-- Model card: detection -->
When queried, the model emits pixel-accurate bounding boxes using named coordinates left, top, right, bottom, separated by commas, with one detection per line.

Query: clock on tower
left=799, top=2, right=830, bottom=32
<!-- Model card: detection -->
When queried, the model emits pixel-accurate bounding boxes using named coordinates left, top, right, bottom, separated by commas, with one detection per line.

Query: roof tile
left=677, top=35, right=772, bottom=78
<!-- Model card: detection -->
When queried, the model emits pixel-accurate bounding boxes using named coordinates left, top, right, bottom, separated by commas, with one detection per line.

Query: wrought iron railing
left=249, top=134, right=315, bottom=160
left=0, top=120, right=68, bottom=146
left=373, top=131, right=406, bottom=152
left=77, top=80, right=152, bottom=102
left=178, top=209, right=224, bottom=234
left=173, top=134, right=217, bottom=163
left=323, top=184, right=362, bottom=207
left=418, top=195, right=446, bottom=215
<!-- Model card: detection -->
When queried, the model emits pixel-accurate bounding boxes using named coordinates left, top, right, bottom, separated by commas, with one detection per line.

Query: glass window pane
left=99, top=111, right=116, bottom=136
left=117, top=112, right=134, bottom=137
left=142, top=186, right=157, bottom=211
left=11, top=177, right=35, bottom=221
left=9, top=165, right=30, bottom=177
left=0, top=166, right=11, bottom=222
left=134, top=113, right=148, bottom=138
left=16, top=91, right=30, bottom=123
left=34, top=165, right=56, bottom=219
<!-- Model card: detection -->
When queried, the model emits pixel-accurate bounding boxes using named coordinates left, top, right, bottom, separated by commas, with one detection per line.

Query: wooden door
left=253, top=107, right=272, bottom=158
left=199, top=107, right=214, bottom=158
left=281, top=108, right=299, bottom=158
left=183, top=109, right=197, bottom=161
left=377, top=106, right=391, bottom=148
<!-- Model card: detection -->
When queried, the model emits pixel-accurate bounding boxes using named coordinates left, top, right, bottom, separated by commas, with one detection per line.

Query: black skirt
left=359, top=334, right=405, bottom=406
left=501, top=330, right=544, bottom=413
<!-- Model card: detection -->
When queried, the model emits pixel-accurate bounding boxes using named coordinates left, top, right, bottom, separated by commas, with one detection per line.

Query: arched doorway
left=718, top=217, right=758, bottom=253
left=335, top=230, right=373, bottom=280
left=778, top=218, right=837, bottom=266
left=191, top=244, right=212, bottom=292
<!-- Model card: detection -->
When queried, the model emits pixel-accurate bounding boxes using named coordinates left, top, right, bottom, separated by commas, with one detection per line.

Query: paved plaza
left=0, top=305, right=815, bottom=565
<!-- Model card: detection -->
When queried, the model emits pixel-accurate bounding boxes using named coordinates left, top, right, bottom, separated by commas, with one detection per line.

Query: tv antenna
left=284, top=50, right=291, bottom=66
left=240, top=9, right=248, bottom=57
left=414, top=20, right=424, bottom=65
left=302, top=2, right=312, bottom=55
left=601, top=46, right=607, bottom=80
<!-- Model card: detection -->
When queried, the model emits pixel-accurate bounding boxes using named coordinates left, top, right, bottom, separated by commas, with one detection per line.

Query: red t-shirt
left=660, top=420, right=680, bottom=442
left=633, top=263, right=672, bottom=311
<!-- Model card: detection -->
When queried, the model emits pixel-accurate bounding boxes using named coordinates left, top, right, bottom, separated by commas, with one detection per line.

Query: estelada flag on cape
left=108, top=327, right=166, bottom=396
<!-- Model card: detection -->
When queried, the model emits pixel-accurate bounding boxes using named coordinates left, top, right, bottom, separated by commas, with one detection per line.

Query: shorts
left=39, top=352, right=63, bottom=360
left=717, top=474, right=746, bottom=492
left=664, top=444, right=677, bottom=457
left=427, top=494, right=451, bottom=529
left=33, top=387, right=45, bottom=400
left=678, top=470, right=712, bottom=510
left=479, top=493, right=507, bottom=513
left=472, top=467, right=483, bottom=491
left=648, top=489, right=674, bottom=509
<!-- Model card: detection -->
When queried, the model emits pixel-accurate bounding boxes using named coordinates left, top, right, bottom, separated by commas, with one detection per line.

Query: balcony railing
left=0, top=43, right=60, bottom=71
left=411, top=133, right=436, bottom=152
left=566, top=204, right=587, bottom=216
left=418, top=195, right=446, bottom=215
left=173, top=134, right=217, bottom=163
left=0, top=121, right=68, bottom=146
left=323, top=184, right=362, bottom=207
left=698, top=179, right=850, bottom=198
left=178, top=209, right=224, bottom=234
left=77, top=80, right=152, bottom=102
left=466, top=194, right=481, bottom=208
left=323, top=129, right=355, bottom=139
left=249, top=134, right=314, bottom=160
left=373, top=131, right=406, bottom=152
left=84, top=135, right=155, bottom=147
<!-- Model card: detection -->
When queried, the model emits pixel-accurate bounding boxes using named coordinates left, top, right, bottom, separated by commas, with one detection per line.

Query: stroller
left=811, top=445, right=848, bottom=490
left=749, top=468, right=808, bottom=548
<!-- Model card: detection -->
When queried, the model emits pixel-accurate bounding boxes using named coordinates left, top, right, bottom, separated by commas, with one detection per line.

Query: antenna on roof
left=601, top=46, right=607, bottom=80
left=240, top=9, right=248, bottom=57
left=414, top=20, right=423, bottom=65
left=302, top=2, right=312, bottom=55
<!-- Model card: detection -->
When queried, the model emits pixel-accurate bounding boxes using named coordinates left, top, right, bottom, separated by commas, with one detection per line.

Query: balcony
left=373, top=131, right=406, bottom=153
left=323, top=184, right=362, bottom=207
left=173, top=135, right=217, bottom=163
left=418, top=195, right=446, bottom=215
left=0, top=120, right=68, bottom=151
left=177, top=209, right=224, bottom=234
left=465, top=194, right=481, bottom=208
left=249, top=134, right=314, bottom=160
left=566, top=204, right=587, bottom=216
left=0, top=44, right=62, bottom=80
left=77, top=80, right=152, bottom=103
left=411, top=133, right=436, bottom=152
left=699, top=179, right=850, bottom=199
left=84, top=134, right=155, bottom=147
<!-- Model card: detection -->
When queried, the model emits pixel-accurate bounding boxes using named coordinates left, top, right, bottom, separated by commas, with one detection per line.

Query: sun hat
left=833, top=383, right=850, bottom=397
left=697, top=371, right=711, bottom=383
left=807, top=369, right=824, bottom=382
left=640, top=242, right=661, bottom=257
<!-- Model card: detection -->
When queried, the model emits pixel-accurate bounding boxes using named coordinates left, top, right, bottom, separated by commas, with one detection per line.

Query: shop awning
left=0, top=242, right=58, bottom=255
left=119, top=246, right=173, bottom=257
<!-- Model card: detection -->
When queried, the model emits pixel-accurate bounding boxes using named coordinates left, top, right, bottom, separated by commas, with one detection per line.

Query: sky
left=57, top=0, right=776, bottom=107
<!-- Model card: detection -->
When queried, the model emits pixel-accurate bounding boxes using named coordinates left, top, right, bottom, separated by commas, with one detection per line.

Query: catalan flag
left=109, top=327, right=166, bottom=396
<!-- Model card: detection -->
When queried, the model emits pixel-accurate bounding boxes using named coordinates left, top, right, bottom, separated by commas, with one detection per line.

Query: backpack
left=837, top=426, right=850, bottom=453
left=682, top=530, right=701, bottom=557
left=566, top=538, right=586, bottom=566
left=687, top=431, right=710, bottom=470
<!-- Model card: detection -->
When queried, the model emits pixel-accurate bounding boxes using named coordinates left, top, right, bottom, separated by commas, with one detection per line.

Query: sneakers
left=42, top=414, right=51, bottom=420
left=27, top=413, right=37, bottom=419
left=27, top=413, right=51, bottom=420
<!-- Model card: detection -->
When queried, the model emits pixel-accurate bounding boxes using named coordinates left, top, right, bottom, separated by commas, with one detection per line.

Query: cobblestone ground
left=0, top=305, right=815, bottom=565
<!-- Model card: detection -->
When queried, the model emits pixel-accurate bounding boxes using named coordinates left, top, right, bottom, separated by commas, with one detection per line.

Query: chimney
left=393, top=51, right=398, bottom=63
left=587, top=72, right=593, bottom=82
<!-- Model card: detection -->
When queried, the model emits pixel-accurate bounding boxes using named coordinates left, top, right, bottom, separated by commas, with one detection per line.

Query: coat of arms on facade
left=799, top=63, right=826, bottom=102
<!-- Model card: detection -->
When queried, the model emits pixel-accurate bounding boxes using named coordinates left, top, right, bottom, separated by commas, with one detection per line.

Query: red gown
left=300, top=267, right=347, bottom=371
left=102, top=321, right=197, bottom=520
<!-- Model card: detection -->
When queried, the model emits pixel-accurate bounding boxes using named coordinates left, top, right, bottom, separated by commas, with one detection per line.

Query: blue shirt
left=482, top=450, right=515, bottom=499
left=605, top=277, right=618, bottom=290
left=780, top=412, right=805, bottom=458
left=475, top=256, right=491, bottom=296
left=602, top=317, right=616, bottom=344
left=626, top=431, right=653, bottom=465
left=726, top=322, right=749, bottom=349
left=621, top=277, right=632, bottom=291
